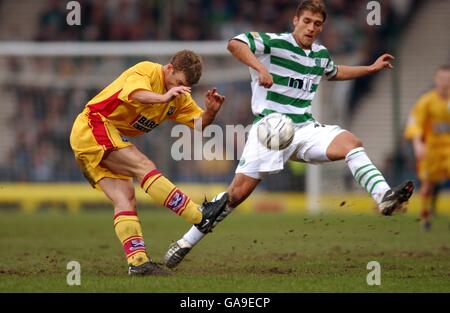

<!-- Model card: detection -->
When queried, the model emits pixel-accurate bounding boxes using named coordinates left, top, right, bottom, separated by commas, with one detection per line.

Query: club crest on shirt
left=315, top=58, right=321, bottom=67
left=167, top=106, right=176, bottom=116
left=131, top=114, right=159, bottom=133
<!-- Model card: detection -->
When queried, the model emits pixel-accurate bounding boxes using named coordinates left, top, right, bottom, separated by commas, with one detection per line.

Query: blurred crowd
left=0, top=0, right=420, bottom=187
left=35, top=0, right=411, bottom=56
left=35, top=0, right=420, bottom=110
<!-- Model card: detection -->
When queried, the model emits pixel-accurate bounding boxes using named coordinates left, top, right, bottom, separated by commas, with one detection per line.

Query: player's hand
left=370, top=54, right=395, bottom=72
left=164, top=86, right=191, bottom=102
left=258, top=68, right=273, bottom=88
left=204, top=87, right=225, bottom=114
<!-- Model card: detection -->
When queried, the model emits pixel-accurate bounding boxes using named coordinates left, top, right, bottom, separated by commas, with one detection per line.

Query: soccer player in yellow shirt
left=404, top=64, right=450, bottom=230
left=70, top=50, right=228, bottom=275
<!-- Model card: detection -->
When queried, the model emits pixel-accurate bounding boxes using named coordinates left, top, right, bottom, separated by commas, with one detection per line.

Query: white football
left=257, top=113, right=294, bottom=150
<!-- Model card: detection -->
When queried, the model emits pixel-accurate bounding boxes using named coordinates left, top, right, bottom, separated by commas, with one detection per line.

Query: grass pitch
left=1, top=209, right=450, bottom=292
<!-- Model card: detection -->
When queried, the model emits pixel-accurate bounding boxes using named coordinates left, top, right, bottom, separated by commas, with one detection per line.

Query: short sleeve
left=118, top=72, right=153, bottom=103
left=232, top=32, right=271, bottom=55
left=171, top=95, right=204, bottom=129
left=404, top=95, right=429, bottom=140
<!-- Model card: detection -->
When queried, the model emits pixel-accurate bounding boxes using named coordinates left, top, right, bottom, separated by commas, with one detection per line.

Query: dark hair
left=295, top=0, right=327, bottom=22
left=437, top=64, right=450, bottom=72
left=170, top=50, right=203, bottom=86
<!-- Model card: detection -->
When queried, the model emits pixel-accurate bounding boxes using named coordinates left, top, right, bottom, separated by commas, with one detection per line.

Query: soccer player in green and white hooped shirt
left=165, top=0, right=415, bottom=268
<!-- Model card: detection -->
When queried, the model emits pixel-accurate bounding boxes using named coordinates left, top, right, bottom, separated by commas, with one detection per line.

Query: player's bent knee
left=132, top=157, right=157, bottom=178
left=353, top=137, right=363, bottom=148
left=345, top=132, right=363, bottom=149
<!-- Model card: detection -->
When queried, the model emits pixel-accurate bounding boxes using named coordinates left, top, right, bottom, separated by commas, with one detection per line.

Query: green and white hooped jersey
left=233, top=32, right=337, bottom=125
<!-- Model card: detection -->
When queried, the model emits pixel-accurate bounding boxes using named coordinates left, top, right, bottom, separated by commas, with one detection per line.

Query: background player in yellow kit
left=405, top=64, right=450, bottom=230
left=70, top=50, right=228, bottom=276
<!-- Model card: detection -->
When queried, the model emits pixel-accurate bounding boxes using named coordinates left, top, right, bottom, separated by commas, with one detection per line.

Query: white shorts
left=236, top=120, right=345, bottom=179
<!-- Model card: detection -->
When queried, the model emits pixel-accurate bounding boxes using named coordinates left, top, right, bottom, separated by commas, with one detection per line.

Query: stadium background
left=0, top=0, right=448, bottom=215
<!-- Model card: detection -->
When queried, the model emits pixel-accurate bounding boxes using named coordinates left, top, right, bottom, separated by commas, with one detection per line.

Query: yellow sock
left=141, top=169, right=202, bottom=224
left=113, top=211, right=149, bottom=266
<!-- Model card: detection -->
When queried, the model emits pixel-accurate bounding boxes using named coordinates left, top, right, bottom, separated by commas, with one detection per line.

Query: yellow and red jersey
left=84, top=61, right=204, bottom=137
left=70, top=61, right=204, bottom=188
left=405, top=90, right=450, bottom=182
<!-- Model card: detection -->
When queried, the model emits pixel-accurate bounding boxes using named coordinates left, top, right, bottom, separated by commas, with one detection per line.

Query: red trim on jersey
left=113, top=210, right=138, bottom=220
left=88, top=89, right=123, bottom=117
left=140, top=169, right=161, bottom=188
left=88, top=112, right=114, bottom=150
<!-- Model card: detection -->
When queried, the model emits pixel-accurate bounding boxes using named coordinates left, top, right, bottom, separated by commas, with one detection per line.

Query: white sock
left=181, top=226, right=205, bottom=247
left=345, top=147, right=390, bottom=205
left=181, top=191, right=231, bottom=247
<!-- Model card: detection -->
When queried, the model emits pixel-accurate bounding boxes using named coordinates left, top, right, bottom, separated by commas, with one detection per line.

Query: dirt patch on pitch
left=240, top=251, right=303, bottom=262
left=245, top=265, right=296, bottom=275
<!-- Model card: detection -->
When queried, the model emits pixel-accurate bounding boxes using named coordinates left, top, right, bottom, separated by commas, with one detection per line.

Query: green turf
left=0, top=210, right=449, bottom=292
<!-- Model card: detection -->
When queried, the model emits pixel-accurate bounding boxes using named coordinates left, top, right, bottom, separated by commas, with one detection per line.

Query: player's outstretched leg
left=194, top=192, right=229, bottom=234
left=378, top=180, right=415, bottom=216
left=165, top=174, right=259, bottom=269
left=344, top=146, right=414, bottom=215
left=165, top=192, right=229, bottom=268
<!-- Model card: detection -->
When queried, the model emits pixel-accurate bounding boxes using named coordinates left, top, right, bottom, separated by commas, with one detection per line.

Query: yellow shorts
left=418, top=149, right=450, bottom=183
left=70, top=110, right=133, bottom=189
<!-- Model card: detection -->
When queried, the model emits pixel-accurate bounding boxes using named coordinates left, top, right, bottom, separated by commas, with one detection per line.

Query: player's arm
left=130, top=86, right=191, bottom=104
left=198, top=88, right=225, bottom=130
left=405, top=96, right=429, bottom=160
left=330, top=54, right=395, bottom=81
left=227, top=39, right=273, bottom=88
left=412, top=136, right=426, bottom=161
left=173, top=89, right=225, bottom=131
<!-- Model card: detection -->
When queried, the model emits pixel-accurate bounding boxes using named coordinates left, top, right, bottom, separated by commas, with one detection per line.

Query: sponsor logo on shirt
left=167, top=106, right=176, bottom=116
left=433, top=122, right=450, bottom=134
left=131, top=115, right=159, bottom=133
